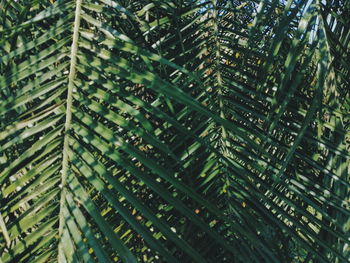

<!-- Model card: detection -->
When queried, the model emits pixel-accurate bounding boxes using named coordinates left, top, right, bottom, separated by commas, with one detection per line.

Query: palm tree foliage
left=0, top=0, right=349, bottom=262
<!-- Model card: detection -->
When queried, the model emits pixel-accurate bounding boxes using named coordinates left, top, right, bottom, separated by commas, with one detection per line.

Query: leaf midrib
left=58, top=0, right=83, bottom=258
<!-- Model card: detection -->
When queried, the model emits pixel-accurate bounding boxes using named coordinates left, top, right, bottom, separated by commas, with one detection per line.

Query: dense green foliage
left=0, top=0, right=349, bottom=262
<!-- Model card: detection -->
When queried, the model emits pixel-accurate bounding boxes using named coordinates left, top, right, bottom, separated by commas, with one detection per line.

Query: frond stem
left=58, top=0, right=83, bottom=258
left=212, top=0, right=229, bottom=152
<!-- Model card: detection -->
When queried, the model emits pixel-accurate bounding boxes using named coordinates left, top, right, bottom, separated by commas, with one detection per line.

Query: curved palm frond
left=0, top=0, right=349, bottom=262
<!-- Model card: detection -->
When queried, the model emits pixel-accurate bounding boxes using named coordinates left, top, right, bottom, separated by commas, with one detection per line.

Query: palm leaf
left=0, top=0, right=349, bottom=262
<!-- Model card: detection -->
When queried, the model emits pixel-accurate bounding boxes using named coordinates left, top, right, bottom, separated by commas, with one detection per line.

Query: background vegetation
left=0, top=0, right=349, bottom=262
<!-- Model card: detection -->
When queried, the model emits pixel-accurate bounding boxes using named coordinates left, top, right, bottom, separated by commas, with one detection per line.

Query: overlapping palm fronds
left=0, top=0, right=349, bottom=262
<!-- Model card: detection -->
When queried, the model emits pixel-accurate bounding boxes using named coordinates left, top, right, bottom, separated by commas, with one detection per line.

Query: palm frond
left=0, top=0, right=349, bottom=262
